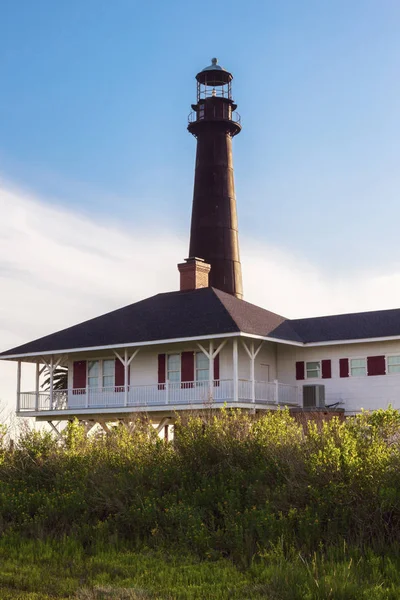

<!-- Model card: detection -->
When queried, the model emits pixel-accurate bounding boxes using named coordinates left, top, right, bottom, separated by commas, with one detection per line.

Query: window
left=88, top=361, right=99, bottom=389
left=196, top=352, right=209, bottom=382
left=102, top=359, right=115, bottom=388
left=387, top=355, right=400, bottom=374
left=198, top=103, right=205, bottom=120
left=350, top=358, right=366, bottom=377
left=88, top=359, right=115, bottom=389
left=306, top=361, right=320, bottom=379
left=167, top=354, right=181, bottom=382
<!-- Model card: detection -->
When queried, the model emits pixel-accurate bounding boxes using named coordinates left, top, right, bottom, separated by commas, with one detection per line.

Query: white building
left=2, top=59, right=399, bottom=433
left=2, top=266, right=400, bottom=434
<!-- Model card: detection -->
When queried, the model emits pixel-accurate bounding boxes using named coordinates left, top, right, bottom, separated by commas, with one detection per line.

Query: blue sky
left=1, top=0, right=400, bottom=274
left=1, top=1, right=400, bottom=412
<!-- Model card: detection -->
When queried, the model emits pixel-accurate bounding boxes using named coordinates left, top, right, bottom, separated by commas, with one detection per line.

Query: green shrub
left=1, top=409, right=400, bottom=565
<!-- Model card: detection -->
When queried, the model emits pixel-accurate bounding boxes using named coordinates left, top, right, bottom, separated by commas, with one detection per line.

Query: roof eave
left=4, top=330, right=398, bottom=361
left=0, top=330, right=307, bottom=361
left=303, top=334, right=400, bottom=347
left=0, top=331, right=239, bottom=360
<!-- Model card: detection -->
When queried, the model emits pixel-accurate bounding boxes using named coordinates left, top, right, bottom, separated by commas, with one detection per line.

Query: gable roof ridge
left=208, top=288, right=241, bottom=331
left=210, top=287, right=288, bottom=320
left=291, top=306, right=400, bottom=324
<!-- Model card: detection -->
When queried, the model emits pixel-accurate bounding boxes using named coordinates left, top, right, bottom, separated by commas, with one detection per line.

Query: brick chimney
left=178, top=257, right=211, bottom=291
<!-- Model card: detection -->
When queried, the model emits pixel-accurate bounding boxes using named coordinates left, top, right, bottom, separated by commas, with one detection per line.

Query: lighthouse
left=187, top=58, right=243, bottom=299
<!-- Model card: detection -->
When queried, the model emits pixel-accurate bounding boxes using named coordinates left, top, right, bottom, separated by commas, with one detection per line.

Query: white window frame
left=167, top=353, right=181, bottom=383
left=195, top=351, right=209, bottom=383
left=88, top=360, right=100, bottom=389
left=102, top=359, right=115, bottom=389
left=87, top=358, right=115, bottom=389
left=306, top=360, right=321, bottom=379
left=349, top=357, right=367, bottom=377
left=386, top=354, right=400, bottom=375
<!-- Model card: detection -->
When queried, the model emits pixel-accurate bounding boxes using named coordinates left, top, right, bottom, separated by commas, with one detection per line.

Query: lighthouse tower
left=187, top=58, right=243, bottom=299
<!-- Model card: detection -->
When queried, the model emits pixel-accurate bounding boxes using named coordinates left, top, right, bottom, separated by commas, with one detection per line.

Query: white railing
left=20, top=391, right=68, bottom=411
left=18, top=380, right=299, bottom=412
left=239, top=380, right=298, bottom=405
left=255, top=380, right=278, bottom=403
left=277, top=382, right=299, bottom=405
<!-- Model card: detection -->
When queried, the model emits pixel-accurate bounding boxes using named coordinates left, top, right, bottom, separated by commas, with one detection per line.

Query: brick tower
left=187, top=58, right=243, bottom=299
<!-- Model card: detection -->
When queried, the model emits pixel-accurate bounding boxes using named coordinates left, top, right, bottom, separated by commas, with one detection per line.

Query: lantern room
left=188, top=58, right=241, bottom=135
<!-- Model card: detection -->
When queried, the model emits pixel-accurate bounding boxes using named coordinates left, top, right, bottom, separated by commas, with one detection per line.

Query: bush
left=0, top=409, right=400, bottom=565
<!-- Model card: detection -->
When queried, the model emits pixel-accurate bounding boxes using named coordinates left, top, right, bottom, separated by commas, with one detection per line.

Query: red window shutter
left=181, top=352, right=194, bottom=388
left=158, top=354, right=166, bottom=390
left=214, top=353, right=220, bottom=387
left=115, top=359, right=130, bottom=390
left=115, top=359, right=124, bottom=387
left=321, top=359, right=331, bottom=379
left=295, top=361, right=305, bottom=380
left=73, top=361, right=86, bottom=395
left=339, top=358, right=349, bottom=378
left=367, top=355, right=385, bottom=376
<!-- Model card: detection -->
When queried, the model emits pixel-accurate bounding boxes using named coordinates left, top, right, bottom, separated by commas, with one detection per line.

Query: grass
left=1, top=537, right=400, bottom=599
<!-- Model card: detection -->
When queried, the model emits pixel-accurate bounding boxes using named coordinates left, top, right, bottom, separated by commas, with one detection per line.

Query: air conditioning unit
left=303, top=385, right=325, bottom=409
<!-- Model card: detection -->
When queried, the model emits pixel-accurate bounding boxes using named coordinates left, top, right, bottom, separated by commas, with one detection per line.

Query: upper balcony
left=18, top=379, right=300, bottom=418
left=188, top=110, right=241, bottom=126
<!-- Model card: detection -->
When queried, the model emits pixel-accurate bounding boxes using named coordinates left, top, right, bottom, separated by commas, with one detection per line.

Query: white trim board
left=0, top=332, right=242, bottom=360
left=4, top=331, right=400, bottom=361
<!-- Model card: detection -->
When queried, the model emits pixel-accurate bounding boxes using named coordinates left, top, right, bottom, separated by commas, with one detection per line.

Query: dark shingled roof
left=2, top=288, right=400, bottom=358
left=280, top=308, right=400, bottom=343
left=0, top=288, right=287, bottom=357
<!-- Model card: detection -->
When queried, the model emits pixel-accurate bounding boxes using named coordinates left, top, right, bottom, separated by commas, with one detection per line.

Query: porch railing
left=18, top=379, right=299, bottom=412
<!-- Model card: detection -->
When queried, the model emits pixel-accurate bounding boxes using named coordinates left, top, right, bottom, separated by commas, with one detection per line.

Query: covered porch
left=13, top=335, right=301, bottom=418
left=19, top=378, right=299, bottom=416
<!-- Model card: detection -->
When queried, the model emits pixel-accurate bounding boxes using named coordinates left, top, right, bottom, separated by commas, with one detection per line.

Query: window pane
left=103, top=375, right=114, bottom=388
left=306, top=370, right=319, bottom=378
left=168, top=370, right=180, bottom=382
left=351, top=367, right=366, bottom=377
left=388, top=356, right=400, bottom=366
left=196, top=352, right=209, bottom=369
left=168, top=354, right=180, bottom=370
left=351, top=359, right=365, bottom=369
left=307, top=362, right=319, bottom=370
left=388, top=364, right=400, bottom=374
left=103, top=360, right=114, bottom=376
left=306, top=361, right=320, bottom=378
left=197, top=368, right=209, bottom=381
left=88, top=376, right=98, bottom=389
left=88, top=361, right=99, bottom=376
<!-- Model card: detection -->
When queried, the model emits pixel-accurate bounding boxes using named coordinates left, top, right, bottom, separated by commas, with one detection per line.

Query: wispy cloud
left=243, top=245, right=400, bottom=319
left=2, top=178, right=400, bottom=415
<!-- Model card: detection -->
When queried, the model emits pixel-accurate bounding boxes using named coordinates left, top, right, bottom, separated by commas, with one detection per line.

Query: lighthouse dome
left=201, top=58, right=227, bottom=72
left=196, top=58, right=233, bottom=86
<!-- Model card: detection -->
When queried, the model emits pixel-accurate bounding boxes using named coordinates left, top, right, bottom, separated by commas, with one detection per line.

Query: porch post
left=114, top=348, right=140, bottom=409
left=209, top=340, right=214, bottom=400
left=274, top=379, right=279, bottom=404
left=250, top=341, right=255, bottom=403
left=16, top=360, right=21, bottom=412
left=124, top=348, right=128, bottom=407
left=35, top=362, right=40, bottom=411
left=49, top=356, right=54, bottom=409
left=233, top=338, right=238, bottom=402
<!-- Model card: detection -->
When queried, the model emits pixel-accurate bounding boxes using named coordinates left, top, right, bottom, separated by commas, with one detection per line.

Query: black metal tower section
left=188, top=58, right=243, bottom=299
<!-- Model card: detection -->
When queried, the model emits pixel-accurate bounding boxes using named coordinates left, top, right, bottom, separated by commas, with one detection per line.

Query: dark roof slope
left=3, top=288, right=400, bottom=358
left=0, top=288, right=288, bottom=357
left=212, top=289, right=289, bottom=338
left=282, top=308, right=400, bottom=343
